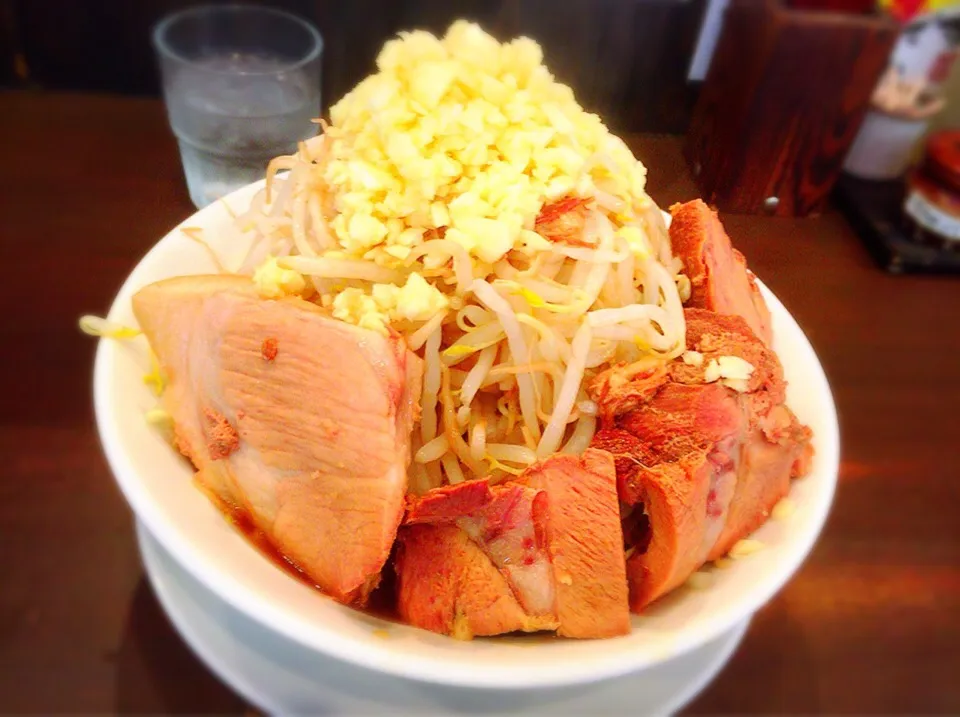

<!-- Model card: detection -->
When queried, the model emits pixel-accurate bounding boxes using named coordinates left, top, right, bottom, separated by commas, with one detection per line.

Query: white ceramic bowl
left=95, top=180, right=839, bottom=690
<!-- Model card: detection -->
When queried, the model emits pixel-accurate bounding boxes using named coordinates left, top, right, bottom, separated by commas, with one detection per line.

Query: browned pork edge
left=591, top=309, right=812, bottom=612
left=670, top=199, right=773, bottom=346
left=521, top=449, right=630, bottom=638
left=132, top=275, right=422, bottom=605
left=396, top=451, right=630, bottom=639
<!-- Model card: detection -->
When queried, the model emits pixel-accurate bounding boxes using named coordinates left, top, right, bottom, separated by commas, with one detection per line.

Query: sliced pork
left=593, top=428, right=716, bottom=610
left=397, top=525, right=546, bottom=639
left=133, top=275, right=423, bottom=604
left=590, top=308, right=812, bottom=612
left=396, top=451, right=630, bottom=639
left=397, top=481, right=558, bottom=638
left=670, top=199, right=773, bottom=345
left=522, top=450, right=630, bottom=638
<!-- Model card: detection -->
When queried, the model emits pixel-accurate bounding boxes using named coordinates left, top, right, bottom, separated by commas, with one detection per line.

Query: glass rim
left=152, top=3, right=323, bottom=76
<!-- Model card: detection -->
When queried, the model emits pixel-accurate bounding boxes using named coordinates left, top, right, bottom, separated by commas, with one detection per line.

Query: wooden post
left=684, top=0, right=898, bottom=217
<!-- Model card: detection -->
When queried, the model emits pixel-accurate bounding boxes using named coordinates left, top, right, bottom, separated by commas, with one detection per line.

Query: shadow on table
left=114, top=577, right=255, bottom=715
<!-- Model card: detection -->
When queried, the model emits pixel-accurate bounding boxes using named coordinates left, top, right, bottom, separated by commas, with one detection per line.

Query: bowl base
left=138, top=520, right=748, bottom=716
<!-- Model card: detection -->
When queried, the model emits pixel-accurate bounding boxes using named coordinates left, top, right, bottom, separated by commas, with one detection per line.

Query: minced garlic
left=703, top=355, right=755, bottom=392
left=323, top=21, right=650, bottom=271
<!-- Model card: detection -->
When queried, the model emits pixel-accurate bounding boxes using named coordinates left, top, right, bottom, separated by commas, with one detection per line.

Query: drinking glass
left=153, top=5, right=322, bottom=208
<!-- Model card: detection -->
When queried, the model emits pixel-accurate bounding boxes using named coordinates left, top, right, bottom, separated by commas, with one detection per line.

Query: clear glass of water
left=153, top=5, right=322, bottom=208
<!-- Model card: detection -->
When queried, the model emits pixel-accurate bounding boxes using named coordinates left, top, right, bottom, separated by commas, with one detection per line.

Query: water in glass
left=166, top=54, right=319, bottom=208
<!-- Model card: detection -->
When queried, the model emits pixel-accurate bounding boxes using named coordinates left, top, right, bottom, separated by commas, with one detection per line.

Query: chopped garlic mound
left=703, top=355, right=755, bottom=392
left=334, top=273, right=450, bottom=333
left=374, top=273, right=450, bottom=322
left=728, top=538, right=765, bottom=559
left=332, top=289, right=388, bottom=333
left=324, top=21, right=650, bottom=269
left=253, top=256, right=307, bottom=299
left=250, top=20, right=674, bottom=335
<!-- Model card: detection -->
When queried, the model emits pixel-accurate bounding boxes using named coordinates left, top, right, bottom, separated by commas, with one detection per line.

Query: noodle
left=440, top=367, right=488, bottom=476
left=441, top=453, right=466, bottom=485
left=561, top=414, right=597, bottom=454
left=291, top=193, right=316, bottom=257
left=485, top=444, right=537, bottom=465
left=415, top=434, right=449, bottom=463
left=537, top=322, right=593, bottom=457
left=469, top=419, right=487, bottom=462
left=420, top=326, right=442, bottom=444
left=460, top=344, right=498, bottom=407
left=406, top=240, right=474, bottom=295
left=407, top=310, right=449, bottom=352
left=424, top=461, right=444, bottom=492
left=471, top=280, right=541, bottom=441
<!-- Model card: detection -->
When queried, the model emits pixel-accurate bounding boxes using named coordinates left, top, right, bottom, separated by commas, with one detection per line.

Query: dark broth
left=222, top=506, right=559, bottom=643
left=224, top=507, right=402, bottom=623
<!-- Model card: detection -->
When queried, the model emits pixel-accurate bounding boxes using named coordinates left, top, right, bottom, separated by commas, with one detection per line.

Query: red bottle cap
left=923, top=130, right=960, bottom=195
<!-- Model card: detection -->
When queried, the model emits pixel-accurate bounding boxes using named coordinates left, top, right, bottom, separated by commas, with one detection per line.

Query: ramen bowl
left=94, top=179, right=839, bottom=689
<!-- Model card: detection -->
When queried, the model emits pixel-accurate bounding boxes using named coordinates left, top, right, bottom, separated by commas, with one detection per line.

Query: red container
left=904, top=130, right=960, bottom=250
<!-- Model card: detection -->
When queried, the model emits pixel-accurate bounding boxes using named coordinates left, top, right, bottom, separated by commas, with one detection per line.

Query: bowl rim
left=94, top=179, right=840, bottom=689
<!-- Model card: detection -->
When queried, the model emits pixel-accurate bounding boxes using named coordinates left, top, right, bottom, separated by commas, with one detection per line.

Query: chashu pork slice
left=521, top=450, right=630, bottom=638
left=670, top=199, right=773, bottom=346
left=397, top=480, right=558, bottom=639
left=132, top=274, right=423, bottom=604
left=396, top=451, right=629, bottom=639
left=591, top=309, right=812, bottom=612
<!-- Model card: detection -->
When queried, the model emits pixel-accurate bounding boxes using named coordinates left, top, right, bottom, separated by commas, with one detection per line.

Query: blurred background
left=1, top=0, right=956, bottom=134
left=4, top=0, right=959, bottom=270
left=0, top=0, right=708, bottom=133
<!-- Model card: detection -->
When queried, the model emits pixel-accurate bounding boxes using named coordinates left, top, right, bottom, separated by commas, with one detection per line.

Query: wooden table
left=2, top=90, right=958, bottom=715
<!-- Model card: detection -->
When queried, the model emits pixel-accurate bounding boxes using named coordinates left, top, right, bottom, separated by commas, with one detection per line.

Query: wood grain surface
left=1, top=90, right=959, bottom=714
left=685, top=0, right=898, bottom=217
